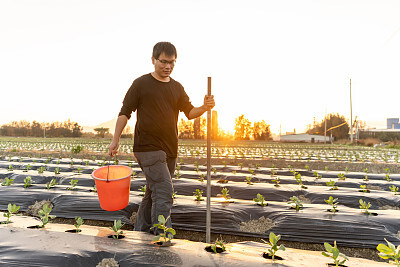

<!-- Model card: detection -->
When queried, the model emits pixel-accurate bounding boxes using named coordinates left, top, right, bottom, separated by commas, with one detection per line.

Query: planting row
left=2, top=138, right=400, bottom=163
left=0, top=157, right=399, bottom=250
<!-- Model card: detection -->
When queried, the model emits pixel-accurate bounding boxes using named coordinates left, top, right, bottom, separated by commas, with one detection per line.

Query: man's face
left=152, top=52, right=176, bottom=78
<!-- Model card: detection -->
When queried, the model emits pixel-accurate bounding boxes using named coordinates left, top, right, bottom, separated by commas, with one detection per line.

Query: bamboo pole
left=206, top=77, right=212, bottom=243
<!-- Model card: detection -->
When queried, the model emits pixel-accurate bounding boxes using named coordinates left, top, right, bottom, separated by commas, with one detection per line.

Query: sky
left=1, top=0, right=400, bottom=135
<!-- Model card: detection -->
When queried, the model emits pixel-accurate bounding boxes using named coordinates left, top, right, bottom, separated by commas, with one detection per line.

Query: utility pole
left=350, top=79, right=353, bottom=143
left=324, top=109, right=327, bottom=144
left=206, top=77, right=212, bottom=244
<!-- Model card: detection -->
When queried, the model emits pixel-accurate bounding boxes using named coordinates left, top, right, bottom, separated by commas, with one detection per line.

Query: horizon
left=1, top=1, right=399, bottom=135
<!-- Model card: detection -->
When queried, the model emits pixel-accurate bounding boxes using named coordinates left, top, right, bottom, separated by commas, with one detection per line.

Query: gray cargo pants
left=133, top=150, right=176, bottom=235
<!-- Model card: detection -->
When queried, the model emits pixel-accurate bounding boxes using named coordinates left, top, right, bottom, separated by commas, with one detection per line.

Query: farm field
left=0, top=137, right=399, bottom=266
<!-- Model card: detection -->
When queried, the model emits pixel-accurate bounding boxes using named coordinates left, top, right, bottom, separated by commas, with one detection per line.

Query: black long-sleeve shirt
left=119, top=73, right=194, bottom=158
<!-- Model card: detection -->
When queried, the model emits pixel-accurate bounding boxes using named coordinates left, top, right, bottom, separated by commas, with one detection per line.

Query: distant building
left=279, top=133, right=331, bottom=143
left=387, top=118, right=400, bottom=129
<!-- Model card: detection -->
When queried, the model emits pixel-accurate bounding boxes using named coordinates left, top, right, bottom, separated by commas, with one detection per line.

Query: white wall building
left=279, top=133, right=331, bottom=143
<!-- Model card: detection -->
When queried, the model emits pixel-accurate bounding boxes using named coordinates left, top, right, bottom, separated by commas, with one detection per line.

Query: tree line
left=178, top=112, right=272, bottom=141
left=306, top=113, right=349, bottom=140
left=0, top=120, right=83, bottom=137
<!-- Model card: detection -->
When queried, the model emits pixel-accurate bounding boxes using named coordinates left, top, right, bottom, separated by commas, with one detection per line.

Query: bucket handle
left=106, top=155, right=117, bottom=183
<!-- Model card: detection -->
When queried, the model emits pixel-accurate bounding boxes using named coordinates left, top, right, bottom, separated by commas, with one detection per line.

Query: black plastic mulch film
left=0, top=157, right=399, bottom=250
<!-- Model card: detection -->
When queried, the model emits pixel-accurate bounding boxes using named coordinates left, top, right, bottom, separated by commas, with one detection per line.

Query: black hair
left=152, top=42, right=177, bottom=59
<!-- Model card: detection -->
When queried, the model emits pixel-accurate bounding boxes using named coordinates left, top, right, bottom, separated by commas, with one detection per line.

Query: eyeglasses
left=157, top=58, right=176, bottom=66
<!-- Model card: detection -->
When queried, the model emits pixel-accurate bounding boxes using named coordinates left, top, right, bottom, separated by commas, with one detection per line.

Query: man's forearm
left=113, top=115, right=128, bottom=141
left=188, top=105, right=208, bottom=120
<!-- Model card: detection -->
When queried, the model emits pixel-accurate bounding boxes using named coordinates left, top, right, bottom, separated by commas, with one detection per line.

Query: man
left=108, top=42, right=215, bottom=236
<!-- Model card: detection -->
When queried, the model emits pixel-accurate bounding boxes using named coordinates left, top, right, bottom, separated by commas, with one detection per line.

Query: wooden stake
left=206, top=77, right=212, bottom=243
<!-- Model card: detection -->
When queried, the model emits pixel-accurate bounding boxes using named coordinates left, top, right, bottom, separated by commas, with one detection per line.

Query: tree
left=178, top=118, right=194, bottom=139
left=253, top=120, right=272, bottom=140
left=94, top=127, right=109, bottom=138
left=193, top=117, right=206, bottom=139
left=307, top=113, right=349, bottom=140
left=72, top=122, right=82, bottom=137
left=234, top=115, right=252, bottom=140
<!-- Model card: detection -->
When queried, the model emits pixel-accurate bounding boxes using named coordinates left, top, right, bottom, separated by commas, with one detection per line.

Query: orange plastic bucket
left=91, top=165, right=132, bottom=211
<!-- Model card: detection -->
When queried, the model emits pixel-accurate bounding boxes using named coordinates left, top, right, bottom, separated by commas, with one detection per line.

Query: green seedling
left=389, top=185, right=399, bottom=194
left=74, top=216, right=84, bottom=232
left=172, top=191, right=177, bottom=199
left=75, top=167, right=83, bottom=174
left=360, top=184, right=369, bottom=193
left=175, top=170, right=181, bottom=179
left=322, top=241, right=349, bottom=267
left=222, top=161, right=227, bottom=167
left=139, top=185, right=146, bottom=196
left=359, top=199, right=372, bottom=215
left=194, top=161, right=200, bottom=172
left=324, top=166, right=329, bottom=171
left=324, top=196, right=339, bottom=213
left=287, top=165, right=293, bottom=170
left=337, top=173, right=346, bottom=180
left=24, top=164, right=32, bottom=172
left=38, top=166, right=46, bottom=174
left=305, top=165, right=310, bottom=171
left=288, top=196, right=303, bottom=211
left=255, top=163, right=260, bottom=169
left=84, top=160, right=89, bottom=166
left=295, top=173, right=307, bottom=189
left=2, top=203, right=20, bottom=224
left=213, top=167, right=217, bottom=174
left=46, top=178, right=58, bottom=189
left=1, top=177, right=14, bottom=186
left=385, top=168, right=391, bottom=182
left=152, top=215, right=175, bottom=244
left=326, top=180, right=338, bottom=190
left=376, top=238, right=400, bottom=266
left=232, top=170, right=236, bottom=175
left=363, top=168, right=369, bottom=181
left=253, top=193, right=267, bottom=206
left=92, top=185, right=97, bottom=192
left=23, top=176, right=32, bottom=188
left=128, top=162, right=134, bottom=168
left=238, top=163, right=243, bottom=170
left=198, top=174, right=205, bottom=182
left=219, top=187, right=230, bottom=201
left=110, top=219, right=124, bottom=239
left=270, top=169, right=277, bottom=177
left=210, top=238, right=226, bottom=253
left=313, top=171, right=321, bottom=179
left=38, top=204, right=56, bottom=228
left=8, top=165, right=13, bottom=171
left=246, top=176, right=253, bottom=185
left=54, top=167, right=61, bottom=175
left=193, top=189, right=204, bottom=201
left=262, top=232, right=285, bottom=260
left=345, top=166, right=349, bottom=173
left=272, top=176, right=281, bottom=187
left=249, top=168, right=255, bottom=176
left=67, top=179, right=78, bottom=190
